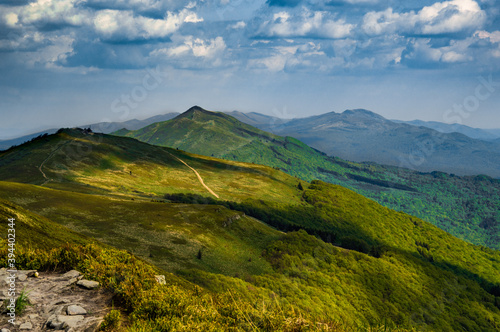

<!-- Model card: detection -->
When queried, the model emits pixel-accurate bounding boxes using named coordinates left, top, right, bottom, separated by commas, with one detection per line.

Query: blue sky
left=1, top=0, right=500, bottom=138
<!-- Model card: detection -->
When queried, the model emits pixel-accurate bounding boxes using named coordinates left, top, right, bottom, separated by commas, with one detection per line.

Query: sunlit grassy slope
left=0, top=201, right=335, bottom=331
left=1, top=129, right=500, bottom=330
left=116, top=106, right=500, bottom=250
left=0, top=181, right=280, bottom=277
left=0, top=128, right=302, bottom=204
left=0, top=198, right=90, bottom=249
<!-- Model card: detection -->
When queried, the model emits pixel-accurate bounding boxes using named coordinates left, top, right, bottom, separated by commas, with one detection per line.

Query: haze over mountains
left=0, top=113, right=179, bottom=150
left=228, top=109, right=500, bottom=178
left=3, top=106, right=500, bottom=178
left=392, top=119, right=500, bottom=141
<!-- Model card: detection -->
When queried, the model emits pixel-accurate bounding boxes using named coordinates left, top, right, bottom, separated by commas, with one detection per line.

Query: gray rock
left=76, top=280, right=99, bottom=290
left=18, top=273, right=28, bottom=282
left=65, top=278, right=78, bottom=287
left=50, top=304, right=65, bottom=316
left=67, top=304, right=87, bottom=315
left=46, top=314, right=64, bottom=330
left=83, top=319, right=103, bottom=332
left=46, top=314, right=85, bottom=330
left=62, top=270, right=81, bottom=279
left=1, top=328, right=11, bottom=332
left=19, top=321, right=33, bottom=330
left=57, top=315, right=84, bottom=328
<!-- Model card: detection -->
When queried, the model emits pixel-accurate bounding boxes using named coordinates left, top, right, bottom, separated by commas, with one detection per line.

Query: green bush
left=100, top=309, right=121, bottom=331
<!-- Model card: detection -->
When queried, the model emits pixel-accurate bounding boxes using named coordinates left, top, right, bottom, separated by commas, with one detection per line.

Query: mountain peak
left=185, top=105, right=211, bottom=114
left=341, top=109, right=386, bottom=120
left=176, top=106, right=219, bottom=120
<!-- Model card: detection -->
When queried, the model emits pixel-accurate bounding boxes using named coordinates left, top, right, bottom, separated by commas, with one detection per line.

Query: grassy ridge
left=0, top=129, right=303, bottom=204
left=1, top=129, right=500, bottom=329
left=116, top=107, right=500, bottom=250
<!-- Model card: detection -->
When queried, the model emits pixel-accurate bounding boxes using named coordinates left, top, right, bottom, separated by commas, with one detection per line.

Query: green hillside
left=1, top=129, right=500, bottom=330
left=115, top=106, right=500, bottom=250
left=0, top=201, right=331, bottom=331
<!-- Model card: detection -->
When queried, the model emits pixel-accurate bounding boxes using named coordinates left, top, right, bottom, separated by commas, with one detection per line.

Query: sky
left=1, top=0, right=500, bottom=139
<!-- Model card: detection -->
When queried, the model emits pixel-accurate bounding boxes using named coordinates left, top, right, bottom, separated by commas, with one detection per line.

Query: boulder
left=58, top=315, right=84, bottom=329
left=62, top=270, right=81, bottom=279
left=76, top=280, right=99, bottom=290
left=67, top=305, right=87, bottom=315
left=47, top=315, right=84, bottom=330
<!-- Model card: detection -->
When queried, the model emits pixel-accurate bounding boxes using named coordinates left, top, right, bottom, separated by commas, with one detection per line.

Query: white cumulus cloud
left=151, top=36, right=226, bottom=59
left=258, top=8, right=354, bottom=39
left=93, top=8, right=202, bottom=40
left=362, top=0, right=486, bottom=36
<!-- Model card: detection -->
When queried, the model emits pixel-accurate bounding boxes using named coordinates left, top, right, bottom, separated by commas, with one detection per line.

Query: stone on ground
left=76, top=280, right=99, bottom=290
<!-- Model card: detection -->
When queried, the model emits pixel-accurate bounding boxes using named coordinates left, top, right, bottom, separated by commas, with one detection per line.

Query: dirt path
left=38, top=141, right=70, bottom=185
left=0, top=268, right=112, bottom=331
left=167, top=152, right=220, bottom=199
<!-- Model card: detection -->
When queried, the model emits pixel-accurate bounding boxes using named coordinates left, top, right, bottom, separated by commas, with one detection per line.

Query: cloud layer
left=0, top=0, right=498, bottom=73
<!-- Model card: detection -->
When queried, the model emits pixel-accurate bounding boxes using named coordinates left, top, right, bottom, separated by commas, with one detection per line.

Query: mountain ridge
left=113, top=106, right=500, bottom=251
left=2, top=129, right=500, bottom=330
left=2, top=125, right=500, bottom=330
left=0, top=112, right=180, bottom=151
left=227, top=109, right=500, bottom=178
left=393, top=119, right=500, bottom=141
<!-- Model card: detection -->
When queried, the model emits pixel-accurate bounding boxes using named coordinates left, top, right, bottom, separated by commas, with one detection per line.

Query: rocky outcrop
left=0, top=268, right=113, bottom=331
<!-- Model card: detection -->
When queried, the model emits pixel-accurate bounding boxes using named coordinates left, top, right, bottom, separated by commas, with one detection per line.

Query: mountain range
left=228, top=109, right=500, bottom=178
left=4, top=108, right=500, bottom=179
left=392, top=119, right=500, bottom=141
left=1, top=127, right=500, bottom=330
left=0, top=112, right=179, bottom=150
left=116, top=106, right=500, bottom=251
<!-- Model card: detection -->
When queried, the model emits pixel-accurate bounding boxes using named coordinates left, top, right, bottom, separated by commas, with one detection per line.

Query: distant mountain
left=116, top=106, right=302, bottom=159
left=0, top=129, right=59, bottom=151
left=225, top=111, right=288, bottom=128
left=393, top=119, right=500, bottom=141
left=0, top=112, right=179, bottom=150
left=230, top=109, right=500, bottom=178
left=82, top=112, right=179, bottom=134
left=115, top=106, right=500, bottom=250
left=486, top=128, right=500, bottom=137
